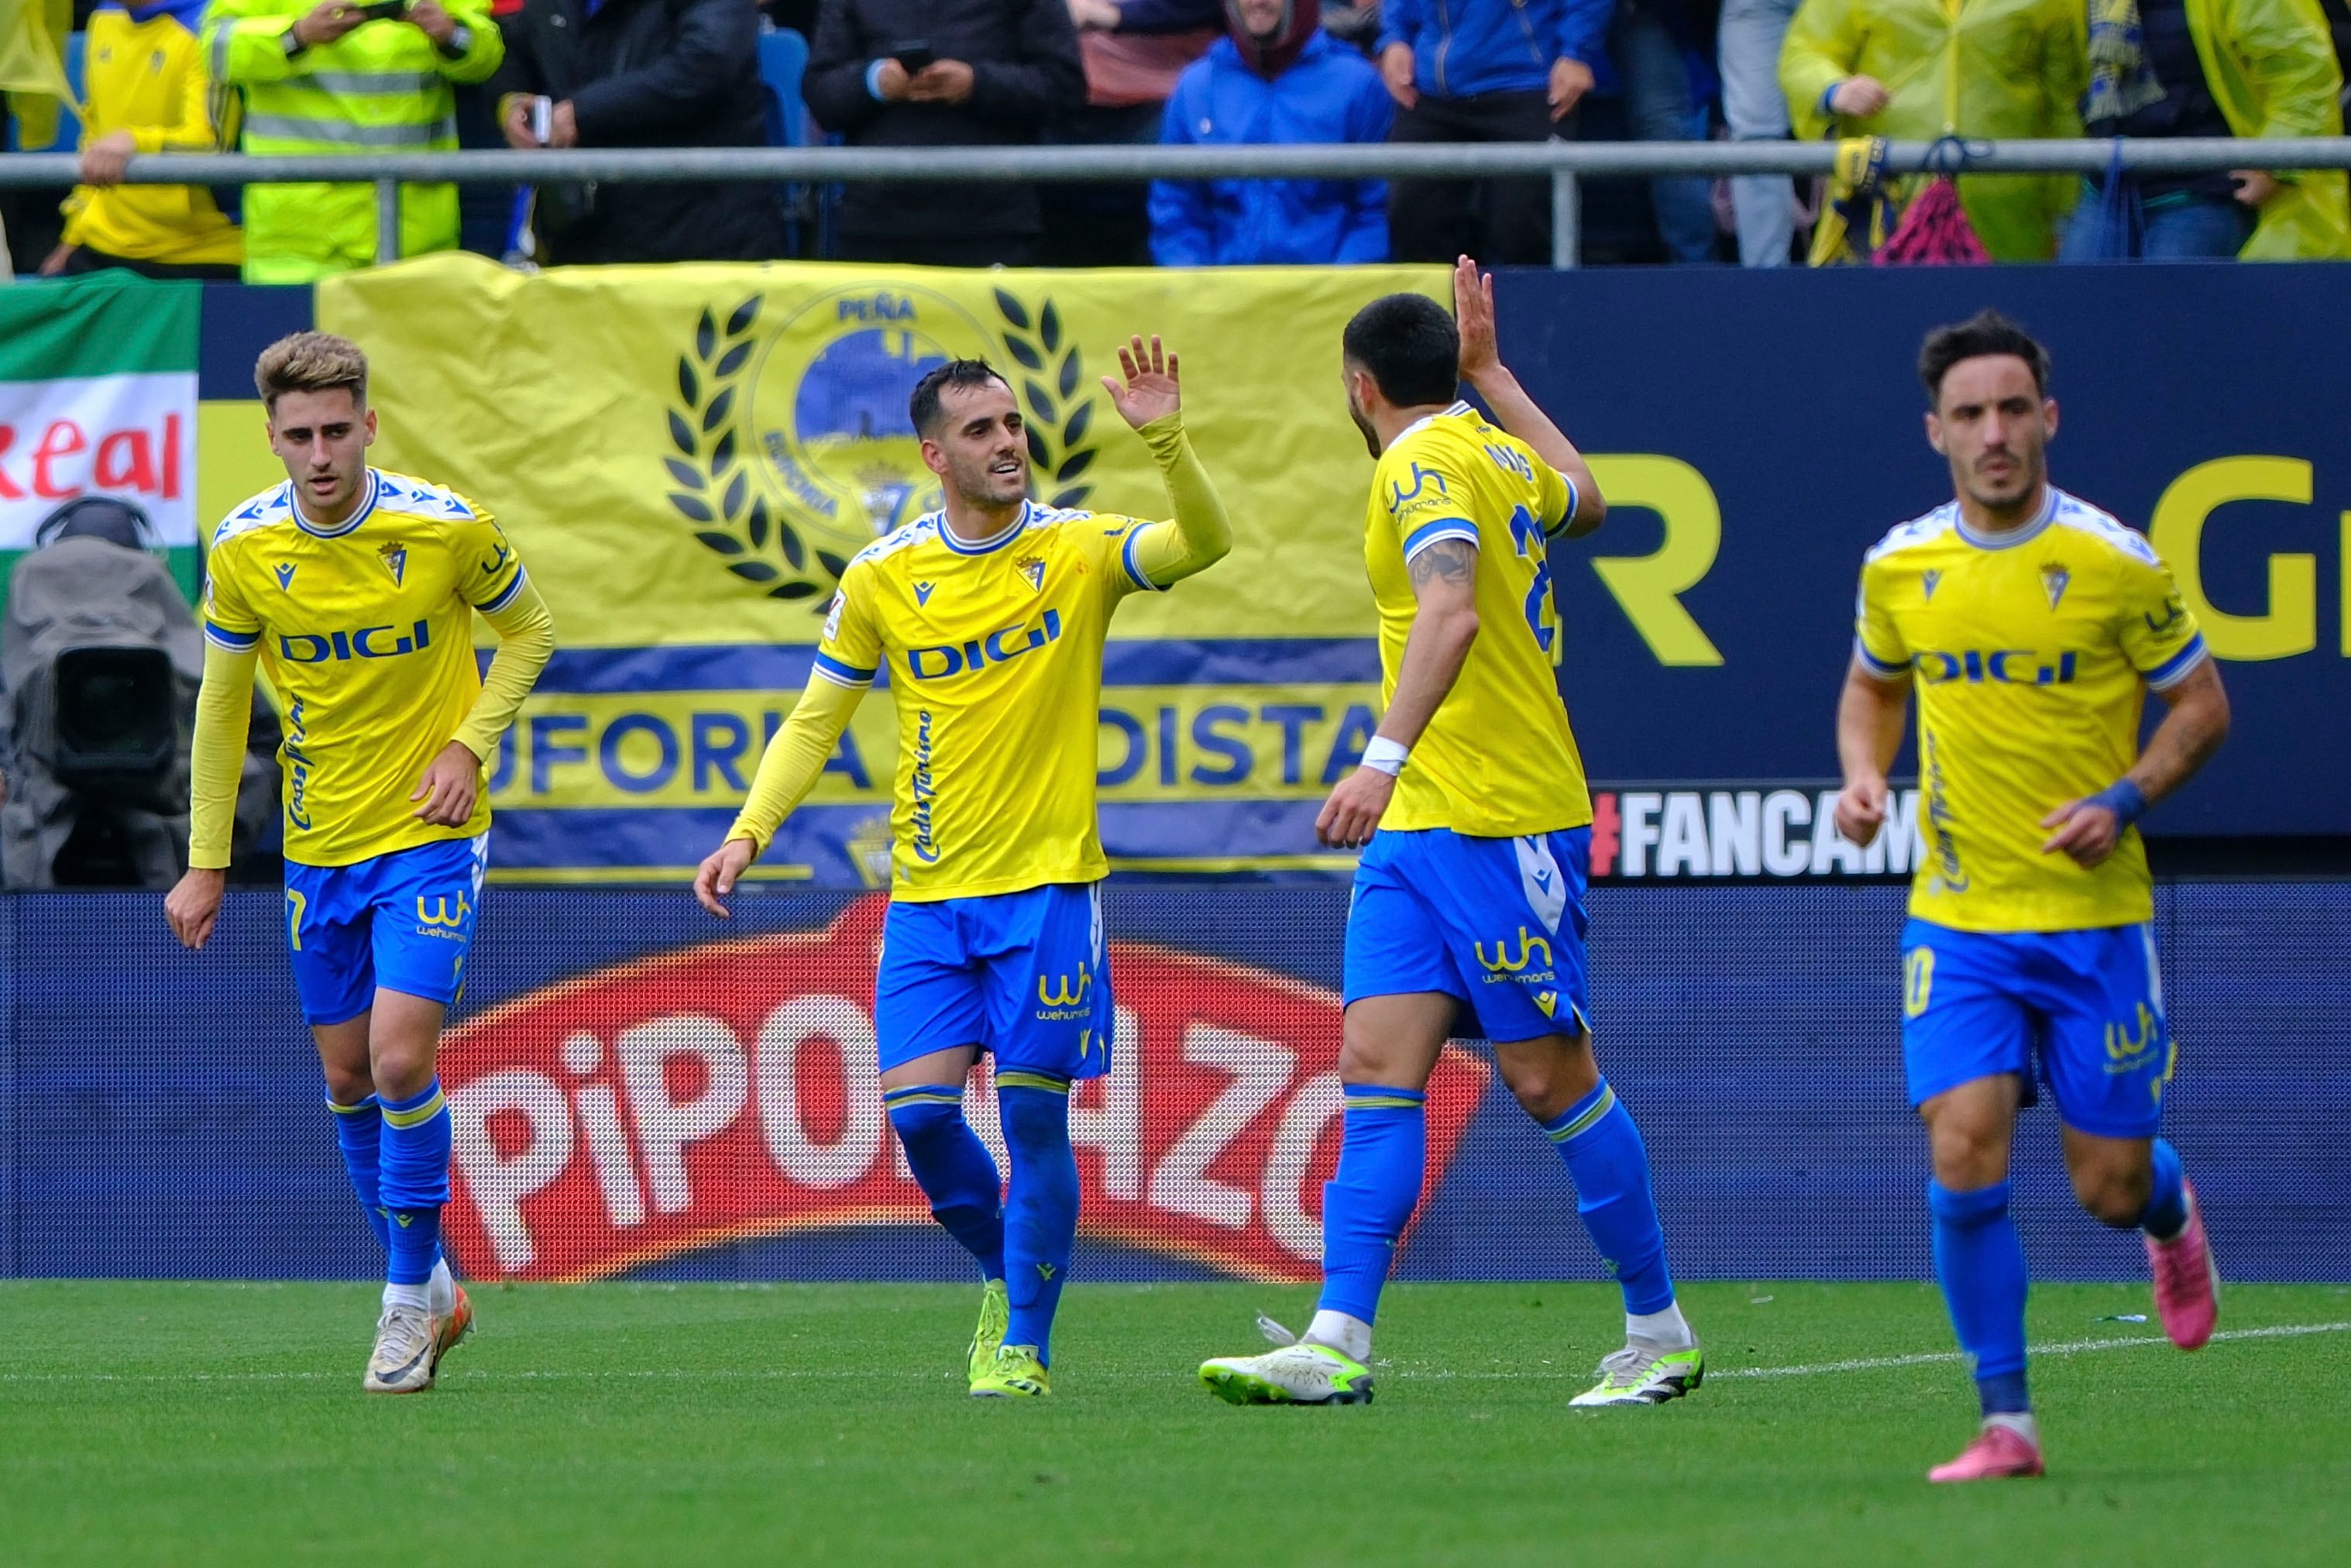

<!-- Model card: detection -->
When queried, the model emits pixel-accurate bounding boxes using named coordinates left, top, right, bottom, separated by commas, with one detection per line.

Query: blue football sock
left=378, top=1080, right=452, bottom=1288
left=327, top=1095, right=392, bottom=1253
left=884, top=1085, right=1005, bottom=1281
left=2140, top=1138, right=2189, bottom=1241
left=1928, top=1178, right=2031, bottom=1415
left=1316, top=1085, right=1427, bottom=1326
left=997, top=1073, right=1079, bottom=1366
left=1542, top=1081, right=1676, bottom=1315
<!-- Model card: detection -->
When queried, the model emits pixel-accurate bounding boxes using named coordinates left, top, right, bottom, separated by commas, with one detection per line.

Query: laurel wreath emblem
left=993, top=288, right=1100, bottom=511
left=665, top=297, right=834, bottom=603
left=668, top=289, right=1103, bottom=601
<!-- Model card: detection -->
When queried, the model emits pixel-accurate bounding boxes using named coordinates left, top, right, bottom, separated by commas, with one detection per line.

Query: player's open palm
left=1454, top=257, right=1500, bottom=380
left=1102, top=335, right=1181, bottom=429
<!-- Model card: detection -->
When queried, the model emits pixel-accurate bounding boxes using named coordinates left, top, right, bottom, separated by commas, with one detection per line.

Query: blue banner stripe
left=494, top=638, right=1385, bottom=695
left=484, top=799, right=1342, bottom=873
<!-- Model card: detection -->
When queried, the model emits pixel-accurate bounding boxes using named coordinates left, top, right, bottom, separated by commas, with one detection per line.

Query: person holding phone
left=491, top=0, right=785, bottom=263
left=201, top=0, right=504, bottom=280
left=806, top=0, right=1087, bottom=266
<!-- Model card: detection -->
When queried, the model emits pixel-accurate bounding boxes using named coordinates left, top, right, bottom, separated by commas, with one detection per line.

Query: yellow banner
left=318, top=254, right=1448, bottom=650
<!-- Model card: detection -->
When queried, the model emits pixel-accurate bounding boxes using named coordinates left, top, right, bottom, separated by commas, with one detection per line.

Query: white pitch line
left=3, top=1322, right=2343, bottom=1387
left=1722, top=1319, right=2351, bottom=1380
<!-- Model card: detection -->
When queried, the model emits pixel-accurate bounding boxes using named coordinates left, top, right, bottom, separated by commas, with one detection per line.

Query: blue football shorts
left=1344, top=826, right=1593, bottom=1043
left=874, top=882, right=1112, bottom=1080
left=282, top=835, right=488, bottom=1026
left=1900, top=917, right=2174, bottom=1138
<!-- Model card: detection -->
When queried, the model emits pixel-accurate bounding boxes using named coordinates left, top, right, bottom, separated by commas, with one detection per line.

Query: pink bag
left=1875, top=176, right=1992, bottom=266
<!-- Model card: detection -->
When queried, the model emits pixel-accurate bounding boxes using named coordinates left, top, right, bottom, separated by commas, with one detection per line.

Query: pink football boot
left=2146, top=1181, right=2220, bottom=1350
left=1928, top=1422, right=2046, bottom=1483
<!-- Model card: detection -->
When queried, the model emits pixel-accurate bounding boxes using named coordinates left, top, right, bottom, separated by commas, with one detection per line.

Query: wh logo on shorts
left=1474, top=927, right=1553, bottom=979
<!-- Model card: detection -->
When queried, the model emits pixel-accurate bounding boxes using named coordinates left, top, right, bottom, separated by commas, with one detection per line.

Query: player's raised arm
left=1101, top=335, right=1233, bottom=591
left=1452, top=256, right=1606, bottom=538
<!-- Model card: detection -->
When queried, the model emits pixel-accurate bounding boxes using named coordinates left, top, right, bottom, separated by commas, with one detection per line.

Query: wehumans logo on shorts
left=1473, top=927, right=1554, bottom=982
left=2103, top=1002, right=2163, bottom=1072
left=1036, top=961, right=1093, bottom=1020
left=417, top=890, right=473, bottom=937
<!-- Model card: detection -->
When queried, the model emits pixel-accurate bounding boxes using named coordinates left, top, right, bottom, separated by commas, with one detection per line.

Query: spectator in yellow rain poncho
left=1779, top=0, right=2088, bottom=260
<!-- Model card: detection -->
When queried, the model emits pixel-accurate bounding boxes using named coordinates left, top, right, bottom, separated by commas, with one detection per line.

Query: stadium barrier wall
left=3, top=264, right=2329, bottom=882
left=5, top=882, right=2345, bottom=1284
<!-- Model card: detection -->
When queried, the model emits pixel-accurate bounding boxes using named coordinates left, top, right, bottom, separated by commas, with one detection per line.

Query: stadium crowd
left=2, top=0, right=2349, bottom=273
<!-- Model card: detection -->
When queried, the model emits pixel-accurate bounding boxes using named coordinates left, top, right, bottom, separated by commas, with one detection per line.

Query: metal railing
left=5, top=139, right=2346, bottom=269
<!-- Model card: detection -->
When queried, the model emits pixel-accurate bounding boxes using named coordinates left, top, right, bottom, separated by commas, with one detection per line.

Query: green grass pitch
left=5, top=1281, right=2349, bottom=1565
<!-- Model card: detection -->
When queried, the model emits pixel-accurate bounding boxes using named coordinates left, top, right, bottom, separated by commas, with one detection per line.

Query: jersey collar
left=291, top=468, right=381, bottom=540
left=1954, top=486, right=2057, bottom=551
left=937, top=499, right=1034, bottom=556
left=1392, top=401, right=1476, bottom=449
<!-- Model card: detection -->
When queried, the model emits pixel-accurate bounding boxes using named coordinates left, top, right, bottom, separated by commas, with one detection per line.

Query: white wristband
left=1360, top=737, right=1410, bottom=777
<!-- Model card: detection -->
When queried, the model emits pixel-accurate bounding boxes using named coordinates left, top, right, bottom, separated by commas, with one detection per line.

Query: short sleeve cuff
left=205, top=620, right=261, bottom=651
left=1853, top=636, right=1907, bottom=678
left=473, top=566, right=528, bottom=614
left=1120, top=526, right=1165, bottom=593
left=1543, top=475, right=1580, bottom=538
left=812, top=650, right=876, bottom=686
left=2142, top=633, right=2209, bottom=691
left=1402, top=518, right=1479, bottom=561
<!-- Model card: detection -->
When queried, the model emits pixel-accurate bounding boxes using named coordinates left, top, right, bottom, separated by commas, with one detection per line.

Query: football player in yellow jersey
left=161, top=333, right=554, bottom=1394
left=1203, top=260, right=1703, bottom=1412
left=1831, top=311, right=2231, bottom=1483
left=693, top=339, right=1231, bottom=1397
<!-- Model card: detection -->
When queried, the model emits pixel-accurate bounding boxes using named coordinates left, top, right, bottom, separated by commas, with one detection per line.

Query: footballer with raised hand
left=1201, top=259, right=1707, bottom=1410
left=164, top=332, right=555, bottom=1394
left=694, top=337, right=1232, bottom=1398
left=1834, top=311, right=2229, bottom=1481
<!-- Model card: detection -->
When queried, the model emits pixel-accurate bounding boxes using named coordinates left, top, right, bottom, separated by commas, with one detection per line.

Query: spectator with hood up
left=1150, top=0, right=1394, bottom=264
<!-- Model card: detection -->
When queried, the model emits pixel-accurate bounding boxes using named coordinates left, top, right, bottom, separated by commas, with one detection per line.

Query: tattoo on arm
left=1408, top=538, right=1476, bottom=592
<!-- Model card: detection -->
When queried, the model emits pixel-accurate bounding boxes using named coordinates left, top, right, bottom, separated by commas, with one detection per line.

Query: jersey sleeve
left=1535, top=460, right=1581, bottom=538
left=812, top=562, right=883, bottom=687
left=1381, top=451, right=1480, bottom=562
left=1083, top=514, right=1160, bottom=599
left=2116, top=548, right=2208, bottom=691
left=449, top=507, right=529, bottom=614
left=1852, top=557, right=1909, bottom=678
left=201, top=542, right=263, bottom=654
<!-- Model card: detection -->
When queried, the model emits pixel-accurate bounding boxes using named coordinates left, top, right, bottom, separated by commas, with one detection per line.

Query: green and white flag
left=0, top=273, right=202, bottom=603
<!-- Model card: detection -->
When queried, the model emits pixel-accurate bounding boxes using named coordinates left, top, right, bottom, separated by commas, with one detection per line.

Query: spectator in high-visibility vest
left=40, top=0, right=242, bottom=280
left=201, top=0, right=504, bottom=281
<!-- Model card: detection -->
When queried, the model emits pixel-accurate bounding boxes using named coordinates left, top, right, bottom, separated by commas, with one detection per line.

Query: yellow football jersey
left=1366, top=402, right=1592, bottom=837
left=1855, top=488, right=2208, bottom=933
left=814, top=499, right=1163, bottom=900
left=202, top=468, right=528, bottom=868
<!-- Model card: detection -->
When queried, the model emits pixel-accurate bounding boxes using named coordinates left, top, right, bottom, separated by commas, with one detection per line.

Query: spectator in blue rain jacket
left=1150, top=0, right=1395, bottom=264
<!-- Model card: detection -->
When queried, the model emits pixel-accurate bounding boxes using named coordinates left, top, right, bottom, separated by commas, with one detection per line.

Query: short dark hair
left=909, top=359, right=1012, bottom=438
left=1342, top=293, right=1459, bottom=409
left=1917, top=310, right=2050, bottom=405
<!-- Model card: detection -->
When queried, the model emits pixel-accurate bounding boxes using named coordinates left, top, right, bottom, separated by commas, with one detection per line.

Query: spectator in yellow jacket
left=1780, top=0, right=2088, bottom=260
left=2061, top=0, right=2349, bottom=260
left=39, top=0, right=242, bottom=280
left=203, top=0, right=502, bottom=281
